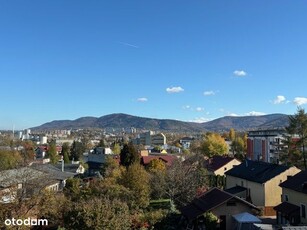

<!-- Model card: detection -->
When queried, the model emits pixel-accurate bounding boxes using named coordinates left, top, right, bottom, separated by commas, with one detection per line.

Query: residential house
left=205, top=156, right=241, bottom=176
left=274, top=170, right=307, bottom=225
left=0, top=167, right=45, bottom=203
left=181, top=187, right=260, bottom=230
left=0, top=164, right=77, bottom=203
left=225, top=160, right=300, bottom=216
left=132, top=131, right=167, bottom=146
left=30, top=163, right=79, bottom=191
left=179, top=137, right=194, bottom=149
left=141, top=154, right=177, bottom=167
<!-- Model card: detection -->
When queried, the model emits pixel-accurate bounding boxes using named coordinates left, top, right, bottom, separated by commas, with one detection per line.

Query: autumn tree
left=112, top=142, right=121, bottom=154
left=164, top=156, right=208, bottom=208
left=120, top=163, right=150, bottom=208
left=0, top=149, right=22, bottom=170
left=63, top=197, right=131, bottom=230
left=147, top=159, right=166, bottom=172
left=21, top=140, right=35, bottom=163
left=229, top=128, right=236, bottom=142
left=201, top=133, right=228, bottom=158
left=120, top=143, right=140, bottom=167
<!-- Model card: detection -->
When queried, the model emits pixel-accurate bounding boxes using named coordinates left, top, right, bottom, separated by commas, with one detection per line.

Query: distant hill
left=201, top=113, right=289, bottom=132
left=31, top=113, right=290, bottom=132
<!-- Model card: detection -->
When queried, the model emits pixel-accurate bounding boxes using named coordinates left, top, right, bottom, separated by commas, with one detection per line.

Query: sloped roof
left=181, top=187, right=258, bottom=220
left=279, top=170, right=307, bottom=194
left=0, top=167, right=45, bottom=188
left=30, top=163, right=76, bottom=181
left=232, top=212, right=261, bottom=223
left=206, top=156, right=239, bottom=172
left=274, top=202, right=300, bottom=215
left=225, top=160, right=292, bottom=184
left=141, top=155, right=176, bottom=166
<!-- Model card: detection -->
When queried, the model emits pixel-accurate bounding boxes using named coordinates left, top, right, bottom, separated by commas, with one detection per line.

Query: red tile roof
left=141, top=155, right=176, bottom=166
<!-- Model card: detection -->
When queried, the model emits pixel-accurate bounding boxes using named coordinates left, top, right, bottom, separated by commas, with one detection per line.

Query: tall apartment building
left=133, top=131, right=166, bottom=146
left=247, top=129, right=286, bottom=163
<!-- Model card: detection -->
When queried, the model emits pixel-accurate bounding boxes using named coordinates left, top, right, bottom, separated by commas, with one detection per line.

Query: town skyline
left=1, top=1, right=307, bottom=129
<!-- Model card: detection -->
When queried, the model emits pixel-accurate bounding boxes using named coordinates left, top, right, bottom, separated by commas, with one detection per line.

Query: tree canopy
left=120, top=143, right=140, bottom=167
left=201, top=133, right=228, bottom=158
left=285, top=107, right=307, bottom=169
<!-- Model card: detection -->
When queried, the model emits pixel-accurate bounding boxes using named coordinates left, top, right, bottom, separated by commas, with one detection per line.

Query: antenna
left=12, top=124, right=15, bottom=139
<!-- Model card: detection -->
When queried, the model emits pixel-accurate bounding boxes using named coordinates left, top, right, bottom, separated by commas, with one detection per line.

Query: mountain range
left=32, top=113, right=290, bottom=132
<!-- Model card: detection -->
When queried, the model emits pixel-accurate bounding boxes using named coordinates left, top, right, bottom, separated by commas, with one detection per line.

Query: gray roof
left=0, top=167, right=45, bottom=188
left=30, top=163, right=76, bottom=181
left=225, top=160, right=292, bottom=184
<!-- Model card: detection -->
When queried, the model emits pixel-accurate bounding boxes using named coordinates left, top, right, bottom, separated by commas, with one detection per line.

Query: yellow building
left=275, top=170, right=307, bottom=225
left=225, top=160, right=300, bottom=216
left=205, top=156, right=241, bottom=176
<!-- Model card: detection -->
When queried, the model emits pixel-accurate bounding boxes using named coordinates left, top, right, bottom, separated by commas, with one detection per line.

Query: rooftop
left=181, top=187, right=258, bottom=220
left=279, top=170, right=307, bottom=194
left=225, top=160, right=292, bottom=184
left=206, top=155, right=239, bottom=172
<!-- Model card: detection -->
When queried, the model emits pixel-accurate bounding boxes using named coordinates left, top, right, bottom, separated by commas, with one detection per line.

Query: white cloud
left=293, top=97, right=307, bottom=106
left=166, top=86, right=184, bottom=93
left=119, top=41, right=139, bottom=48
left=137, top=97, right=148, bottom=102
left=228, top=113, right=239, bottom=117
left=196, top=107, right=204, bottom=112
left=203, top=91, right=215, bottom=96
left=273, top=95, right=286, bottom=104
left=233, top=70, right=247, bottom=77
left=245, top=111, right=266, bottom=116
left=189, top=117, right=212, bottom=123
left=182, top=105, right=191, bottom=110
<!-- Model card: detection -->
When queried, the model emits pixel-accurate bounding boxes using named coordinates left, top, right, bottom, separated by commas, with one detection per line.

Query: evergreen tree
left=120, top=143, right=139, bottom=167
left=48, top=140, right=59, bottom=164
left=286, top=108, right=307, bottom=169
left=62, top=142, right=70, bottom=164
left=70, top=141, right=85, bottom=161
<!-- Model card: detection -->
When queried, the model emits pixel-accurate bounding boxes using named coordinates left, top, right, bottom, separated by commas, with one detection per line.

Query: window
left=284, top=194, right=288, bottom=202
left=241, top=181, right=244, bottom=187
left=301, top=204, right=306, bottom=218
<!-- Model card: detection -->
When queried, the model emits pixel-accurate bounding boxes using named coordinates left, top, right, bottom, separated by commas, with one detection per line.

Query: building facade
left=247, top=129, right=286, bottom=163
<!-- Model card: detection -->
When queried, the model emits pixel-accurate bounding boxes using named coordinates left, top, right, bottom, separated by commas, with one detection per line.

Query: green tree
left=62, top=142, right=70, bottom=164
left=112, top=143, right=121, bottom=154
left=120, top=163, right=150, bottom=208
left=97, top=138, right=106, bottom=148
left=0, top=149, right=22, bottom=170
left=229, top=128, right=236, bottom=142
left=63, top=197, right=131, bottom=230
left=201, top=133, right=228, bottom=158
left=120, top=143, right=140, bottom=167
left=232, top=136, right=245, bottom=159
left=70, top=141, right=85, bottom=161
left=286, top=108, right=307, bottom=169
left=48, top=141, right=59, bottom=164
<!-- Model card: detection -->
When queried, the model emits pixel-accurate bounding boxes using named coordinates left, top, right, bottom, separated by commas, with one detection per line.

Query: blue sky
left=1, top=1, right=307, bottom=130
